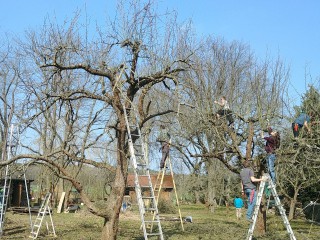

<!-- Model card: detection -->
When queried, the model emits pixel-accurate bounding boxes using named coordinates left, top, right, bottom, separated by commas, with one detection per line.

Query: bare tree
left=10, top=1, right=195, bottom=239
left=0, top=43, right=24, bottom=165
left=277, top=85, right=320, bottom=220
left=174, top=36, right=289, bottom=234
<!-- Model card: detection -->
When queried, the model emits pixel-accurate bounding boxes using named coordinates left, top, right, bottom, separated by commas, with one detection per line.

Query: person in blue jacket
left=234, top=195, right=244, bottom=220
left=292, top=112, right=311, bottom=138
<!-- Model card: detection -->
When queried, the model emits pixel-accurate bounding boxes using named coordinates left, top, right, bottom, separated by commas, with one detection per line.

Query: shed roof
left=127, top=174, right=174, bottom=189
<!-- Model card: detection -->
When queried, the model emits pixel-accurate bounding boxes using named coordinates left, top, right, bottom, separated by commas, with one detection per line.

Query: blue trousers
left=266, top=153, right=276, bottom=183
left=245, top=189, right=256, bottom=220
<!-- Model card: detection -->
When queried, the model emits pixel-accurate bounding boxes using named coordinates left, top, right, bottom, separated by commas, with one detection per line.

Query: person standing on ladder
left=261, top=127, right=280, bottom=183
left=157, top=125, right=171, bottom=169
left=240, top=161, right=265, bottom=222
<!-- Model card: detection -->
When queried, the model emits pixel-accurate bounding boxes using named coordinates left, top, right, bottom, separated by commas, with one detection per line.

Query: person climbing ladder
left=157, top=125, right=171, bottom=169
left=261, top=126, right=280, bottom=183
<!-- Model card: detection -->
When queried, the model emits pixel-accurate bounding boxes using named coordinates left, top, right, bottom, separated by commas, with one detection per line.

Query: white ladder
left=123, top=104, right=164, bottom=240
left=29, top=192, right=56, bottom=239
left=0, top=165, right=11, bottom=236
left=0, top=124, right=15, bottom=236
left=246, top=173, right=296, bottom=240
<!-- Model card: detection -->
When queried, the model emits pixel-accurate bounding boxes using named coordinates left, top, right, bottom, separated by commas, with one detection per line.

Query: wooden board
left=56, top=192, right=66, bottom=213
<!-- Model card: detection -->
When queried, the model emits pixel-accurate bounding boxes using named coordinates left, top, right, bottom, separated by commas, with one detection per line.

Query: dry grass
left=1, top=204, right=319, bottom=239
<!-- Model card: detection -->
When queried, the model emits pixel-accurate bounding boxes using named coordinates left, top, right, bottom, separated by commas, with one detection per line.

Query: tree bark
left=100, top=165, right=126, bottom=239
left=207, top=160, right=217, bottom=213
left=256, top=194, right=267, bottom=236
left=288, top=190, right=298, bottom=220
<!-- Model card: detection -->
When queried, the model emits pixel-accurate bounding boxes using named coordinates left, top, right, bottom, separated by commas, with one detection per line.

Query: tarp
left=303, top=202, right=320, bottom=223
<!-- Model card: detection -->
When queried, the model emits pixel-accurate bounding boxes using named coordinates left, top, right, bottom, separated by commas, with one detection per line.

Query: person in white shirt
left=214, top=96, right=234, bottom=126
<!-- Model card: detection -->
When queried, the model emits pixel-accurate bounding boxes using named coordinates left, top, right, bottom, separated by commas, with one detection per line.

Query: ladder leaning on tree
left=0, top=124, right=15, bottom=236
left=113, top=63, right=163, bottom=239
left=122, top=102, right=164, bottom=240
left=0, top=165, right=11, bottom=237
left=246, top=173, right=296, bottom=240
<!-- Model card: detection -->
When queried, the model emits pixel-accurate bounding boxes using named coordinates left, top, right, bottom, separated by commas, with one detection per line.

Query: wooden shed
left=0, top=178, right=33, bottom=208
left=126, top=174, right=174, bottom=203
left=0, top=166, right=35, bottom=209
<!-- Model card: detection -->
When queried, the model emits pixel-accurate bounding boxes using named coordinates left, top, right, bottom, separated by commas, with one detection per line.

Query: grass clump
left=158, top=199, right=177, bottom=214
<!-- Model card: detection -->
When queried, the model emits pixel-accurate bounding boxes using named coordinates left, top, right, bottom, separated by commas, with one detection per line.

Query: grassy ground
left=1, top=204, right=319, bottom=239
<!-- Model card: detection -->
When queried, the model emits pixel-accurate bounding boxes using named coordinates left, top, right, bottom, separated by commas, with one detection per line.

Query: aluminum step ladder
left=246, top=173, right=296, bottom=240
left=0, top=165, right=11, bottom=236
left=29, top=192, right=56, bottom=239
left=123, top=104, right=164, bottom=240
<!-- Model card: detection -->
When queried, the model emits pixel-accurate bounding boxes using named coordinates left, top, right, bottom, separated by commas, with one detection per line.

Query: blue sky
left=1, top=0, right=319, bottom=106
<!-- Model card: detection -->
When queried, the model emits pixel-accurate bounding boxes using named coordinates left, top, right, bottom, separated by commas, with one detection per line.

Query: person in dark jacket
left=261, top=127, right=280, bottom=183
left=157, top=125, right=171, bottom=169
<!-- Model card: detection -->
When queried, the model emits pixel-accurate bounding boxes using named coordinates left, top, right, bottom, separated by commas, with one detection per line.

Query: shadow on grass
left=3, top=225, right=28, bottom=235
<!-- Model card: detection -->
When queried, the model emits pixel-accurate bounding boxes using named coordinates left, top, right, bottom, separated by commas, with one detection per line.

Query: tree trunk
left=245, top=121, right=254, bottom=160
left=207, top=161, right=217, bottom=213
left=101, top=215, right=118, bottom=240
left=256, top=194, right=267, bottom=236
left=100, top=167, right=126, bottom=240
left=99, top=109, right=128, bottom=239
left=288, top=190, right=298, bottom=220
left=101, top=214, right=119, bottom=240
left=194, top=190, right=201, bottom=204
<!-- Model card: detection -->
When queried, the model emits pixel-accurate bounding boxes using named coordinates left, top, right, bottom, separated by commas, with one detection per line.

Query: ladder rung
left=145, top=208, right=156, bottom=211
left=142, top=197, right=154, bottom=199
left=144, top=220, right=159, bottom=223
left=147, top=232, right=161, bottom=236
left=137, top=163, right=147, bottom=166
